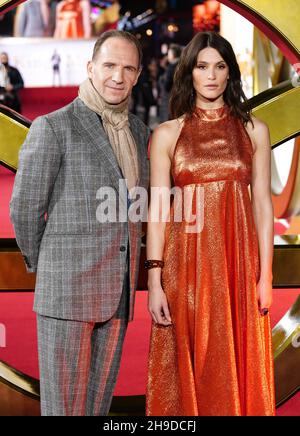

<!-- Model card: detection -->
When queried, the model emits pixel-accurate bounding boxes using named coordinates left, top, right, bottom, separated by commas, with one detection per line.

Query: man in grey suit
left=10, top=30, right=150, bottom=416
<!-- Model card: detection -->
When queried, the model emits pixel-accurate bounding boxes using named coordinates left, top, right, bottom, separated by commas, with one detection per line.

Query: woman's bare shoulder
left=154, top=117, right=185, bottom=138
left=151, top=117, right=185, bottom=154
left=245, top=115, right=270, bottom=154
left=246, top=115, right=269, bottom=136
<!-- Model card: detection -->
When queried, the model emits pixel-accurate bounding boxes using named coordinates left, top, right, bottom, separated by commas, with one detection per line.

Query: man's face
left=87, top=37, right=141, bottom=105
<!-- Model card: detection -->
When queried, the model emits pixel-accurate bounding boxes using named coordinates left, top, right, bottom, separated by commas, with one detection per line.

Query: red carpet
left=20, top=87, right=78, bottom=121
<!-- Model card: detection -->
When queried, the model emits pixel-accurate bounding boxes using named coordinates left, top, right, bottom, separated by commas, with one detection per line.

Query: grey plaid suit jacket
left=10, top=97, right=150, bottom=322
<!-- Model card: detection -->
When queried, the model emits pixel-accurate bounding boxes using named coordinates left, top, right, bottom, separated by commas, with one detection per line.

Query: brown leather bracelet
left=144, top=260, right=164, bottom=270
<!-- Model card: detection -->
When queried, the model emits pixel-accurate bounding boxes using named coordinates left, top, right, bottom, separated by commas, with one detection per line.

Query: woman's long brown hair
left=169, top=32, right=252, bottom=125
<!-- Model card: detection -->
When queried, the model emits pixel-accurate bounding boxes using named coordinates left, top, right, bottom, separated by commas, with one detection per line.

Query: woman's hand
left=256, top=278, right=273, bottom=316
left=148, top=286, right=172, bottom=326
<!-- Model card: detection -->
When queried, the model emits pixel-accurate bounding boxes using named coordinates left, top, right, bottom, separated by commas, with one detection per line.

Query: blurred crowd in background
left=0, top=0, right=218, bottom=126
left=0, top=0, right=121, bottom=38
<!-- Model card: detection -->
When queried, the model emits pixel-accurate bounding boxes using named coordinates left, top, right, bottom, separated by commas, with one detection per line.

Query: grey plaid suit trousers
left=37, top=267, right=129, bottom=416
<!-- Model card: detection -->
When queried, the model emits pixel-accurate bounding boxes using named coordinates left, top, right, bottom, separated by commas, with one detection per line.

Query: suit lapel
left=73, top=98, right=148, bottom=194
left=73, top=98, right=123, bottom=191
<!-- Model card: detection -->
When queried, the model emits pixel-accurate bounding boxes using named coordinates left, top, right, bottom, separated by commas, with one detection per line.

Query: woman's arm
left=147, top=120, right=182, bottom=325
left=247, top=117, right=274, bottom=312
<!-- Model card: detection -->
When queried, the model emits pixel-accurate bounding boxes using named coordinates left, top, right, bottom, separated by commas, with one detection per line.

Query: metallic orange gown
left=146, top=105, right=275, bottom=416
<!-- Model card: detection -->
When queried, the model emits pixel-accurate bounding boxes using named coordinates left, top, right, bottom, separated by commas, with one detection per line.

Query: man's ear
left=87, top=60, right=93, bottom=79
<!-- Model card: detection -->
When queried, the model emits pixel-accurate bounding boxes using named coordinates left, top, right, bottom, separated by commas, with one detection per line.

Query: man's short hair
left=92, top=30, right=143, bottom=68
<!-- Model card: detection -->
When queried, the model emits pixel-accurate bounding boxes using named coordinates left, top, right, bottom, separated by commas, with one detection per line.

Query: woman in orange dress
left=146, top=32, right=275, bottom=416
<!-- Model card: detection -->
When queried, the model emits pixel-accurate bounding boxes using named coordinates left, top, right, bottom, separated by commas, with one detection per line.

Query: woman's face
left=192, top=47, right=229, bottom=105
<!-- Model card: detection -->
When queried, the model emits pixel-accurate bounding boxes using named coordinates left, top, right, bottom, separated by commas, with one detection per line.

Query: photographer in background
left=0, top=52, right=24, bottom=113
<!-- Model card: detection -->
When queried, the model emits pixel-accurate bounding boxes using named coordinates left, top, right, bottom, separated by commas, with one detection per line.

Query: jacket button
left=120, top=245, right=126, bottom=252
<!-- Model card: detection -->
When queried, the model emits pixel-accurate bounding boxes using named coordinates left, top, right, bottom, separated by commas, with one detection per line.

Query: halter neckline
left=194, top=104, right=229, bottom=121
